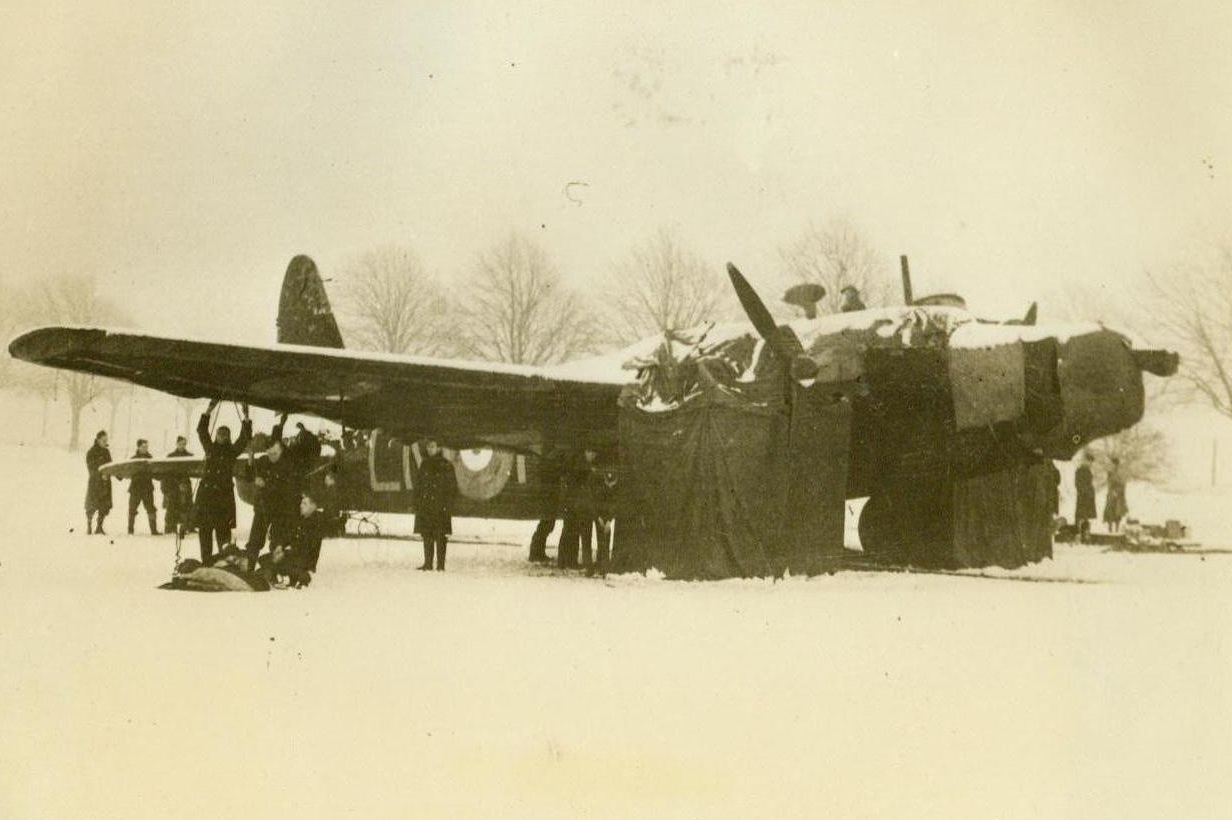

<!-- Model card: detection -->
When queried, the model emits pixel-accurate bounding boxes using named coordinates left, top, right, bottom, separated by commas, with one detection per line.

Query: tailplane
left=277, top=255, right=345, bottom=348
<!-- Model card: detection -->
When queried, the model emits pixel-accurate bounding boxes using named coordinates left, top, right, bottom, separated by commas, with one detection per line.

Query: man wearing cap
left=839, top=285, right=866, bottom=313
left=126, top=438, right=159, bottom=535
left=414, top=438, right=457, bottom=571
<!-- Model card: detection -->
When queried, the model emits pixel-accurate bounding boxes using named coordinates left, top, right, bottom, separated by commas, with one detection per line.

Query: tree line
left=4, top=218, right=1230, bottom=488
left=335, top=217, right=893, bottom=364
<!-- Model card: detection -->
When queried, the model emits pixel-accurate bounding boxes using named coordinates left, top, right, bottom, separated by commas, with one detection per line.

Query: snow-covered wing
left=99, top=457, right=207, bottom=480
left=9, top=327, right=624, bottom=451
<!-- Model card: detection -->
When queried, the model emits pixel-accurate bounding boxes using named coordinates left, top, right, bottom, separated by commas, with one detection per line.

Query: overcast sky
left=4, top=1, right=1232, bottom=343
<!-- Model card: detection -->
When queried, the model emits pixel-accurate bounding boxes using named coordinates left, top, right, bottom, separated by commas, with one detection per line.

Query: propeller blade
left=726, top=263, right=781, bottom=345
left=726, top=263, right=809, bottom=374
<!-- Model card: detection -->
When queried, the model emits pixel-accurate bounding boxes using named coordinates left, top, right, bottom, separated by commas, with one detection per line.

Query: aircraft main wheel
left=858, top=492, right=906, bottom=562
left=859, top=478, right=954, bottom=566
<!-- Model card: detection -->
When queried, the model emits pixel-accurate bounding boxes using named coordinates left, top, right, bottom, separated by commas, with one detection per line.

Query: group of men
left=238, top=406, right=326, bottom=582
left=84, top=430, right=193, bottom=536
left=528, top=447, right=617, bottom=575
left=85, top=405, right=622, bottom=579
left=83, top=399, right=330, bottom=587
left=192, top=401, right=329, bottom=587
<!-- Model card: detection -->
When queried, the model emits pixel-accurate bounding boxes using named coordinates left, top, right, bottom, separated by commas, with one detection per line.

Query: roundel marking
left=448, top=447, right=515, bottom=501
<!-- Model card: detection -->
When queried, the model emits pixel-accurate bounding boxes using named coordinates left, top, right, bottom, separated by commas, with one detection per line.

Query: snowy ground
left=2, top=442, right=1231, bottom=820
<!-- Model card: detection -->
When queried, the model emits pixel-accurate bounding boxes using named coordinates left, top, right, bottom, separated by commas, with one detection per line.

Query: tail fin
left=277, top=255, right=345, bottom=348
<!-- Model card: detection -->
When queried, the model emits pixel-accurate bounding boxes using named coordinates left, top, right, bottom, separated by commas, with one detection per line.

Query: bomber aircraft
left=9, top=255, right=1178, bottom=568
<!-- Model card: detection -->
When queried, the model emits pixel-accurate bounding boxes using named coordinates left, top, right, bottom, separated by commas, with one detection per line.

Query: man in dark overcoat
left=161, top=436, right=195, bottom=536
left=571, top=448, right=602, bottom=567
left=85, top=430, right=113, bottom=535
left=244, top=432, right=293, bottom=569
left=577, top=450, right=617, bottom=576
left=556, top=450, right=594, bottom=569
left=126, top=438, right=159, bottom=535
left=294, top=491, right=328, bottom=576
left=282, top=419, right=323, bottom=513
left=527, top=448, right=565, bottom=563
left=1074, top=450, right=1096, bottom=543
left=194, top=399, right=252, bottom=564
left=414, top=438, right=457, bottom=571
left=261, top=492, right=328, bottom=587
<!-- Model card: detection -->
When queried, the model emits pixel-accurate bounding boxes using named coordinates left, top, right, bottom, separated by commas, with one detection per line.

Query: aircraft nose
left=1039, top=329, right=1146, bottom=459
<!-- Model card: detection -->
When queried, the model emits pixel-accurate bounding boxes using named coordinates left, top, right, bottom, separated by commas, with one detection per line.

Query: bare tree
left=778, top=217, right=893, bottom=314
left=599, top=228, right=733, bottom=345
left=454, top=233, right=601, bottom=365
left=336, top=245, right=453, bottom=355
left=1089, top=424, right=1172, bottom=487
left=9, top=274, right=130, bottom=449
left=1140, top=244, right=1232, bottom=420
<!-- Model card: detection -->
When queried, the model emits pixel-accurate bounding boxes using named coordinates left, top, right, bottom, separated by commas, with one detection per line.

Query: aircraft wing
left=100, top=457, right=207, bottom=481
left=9, top=327, right=626, bottom=452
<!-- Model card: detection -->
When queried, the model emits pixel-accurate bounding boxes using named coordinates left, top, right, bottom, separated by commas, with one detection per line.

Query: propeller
left=725, top=263, right=818, bottom=380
